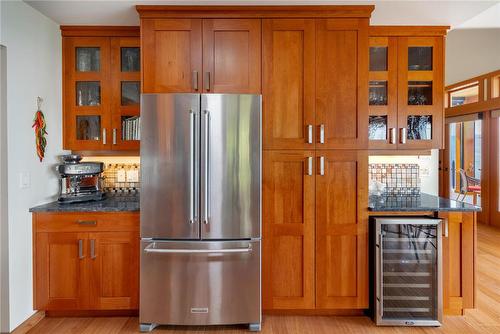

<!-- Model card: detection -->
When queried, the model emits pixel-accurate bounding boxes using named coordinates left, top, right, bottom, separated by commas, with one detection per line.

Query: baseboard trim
left=45, top=309, right=138, bottom=317
left=263, top=309, right=365, bottom=316
left=11, top=311, right=45, bottom=334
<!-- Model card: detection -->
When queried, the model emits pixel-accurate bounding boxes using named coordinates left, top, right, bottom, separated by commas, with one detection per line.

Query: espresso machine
left=57, top=155, right=105, bottom=203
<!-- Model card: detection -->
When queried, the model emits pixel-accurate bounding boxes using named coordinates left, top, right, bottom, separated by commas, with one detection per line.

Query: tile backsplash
left=369, top=163, right=420, bottom=195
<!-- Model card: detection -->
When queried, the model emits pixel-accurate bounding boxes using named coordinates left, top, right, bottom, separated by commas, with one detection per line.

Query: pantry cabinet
left=368, top=27, right=446, bottom=150
left=141, top=18, right=261, bottom=94
left=33, top=212, right=139, bottom=311
left=62, top=27, right=140, bottom=151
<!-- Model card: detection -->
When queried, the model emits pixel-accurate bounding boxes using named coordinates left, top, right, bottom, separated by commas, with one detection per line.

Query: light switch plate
left=19, top=172, right=30, bottom=189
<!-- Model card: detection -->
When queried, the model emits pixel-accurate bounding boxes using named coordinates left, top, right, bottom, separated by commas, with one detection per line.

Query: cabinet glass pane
left=370, top=47, right=388, bottom=71
left=408, top=47, right=432, bottom=71
left=369, top=81, right=388, bottom=105
left=121, top=82, right=140, bottom=106
left=121, top=47, right=140, bottom=72
left=76, top=47, right=100, bottom=72
left=121, top=116, right=140, bottom=141
left=408, top=81, right=432, bottom=105
left=76, top=116, right=101, bottom=140
left=76, top=81, right=101, bottom=106
left=369, top=116, right=387, bottom=140
left=407, top=115, right=432, bottom=140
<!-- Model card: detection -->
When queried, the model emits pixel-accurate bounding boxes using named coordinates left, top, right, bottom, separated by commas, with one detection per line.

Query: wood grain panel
left=141, top=18, right=202, bottom=93
left=316, top=19, right=368, bottom=149
left=263, top=19, right=315, bottom=150
left=316, top=150, right=368, bottom=309
left=263, top=151, right=315, bottom=310
left=202, top=19, right=261, bottom=93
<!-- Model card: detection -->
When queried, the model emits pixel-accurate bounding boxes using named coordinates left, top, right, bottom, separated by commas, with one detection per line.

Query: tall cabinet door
left=315, top=150, right=368, bottom=309
left=35, top=232, right=89, bottom=310
left=63, top=37, right=111, bottom=150
left=316, top=19, right=369, bottom=149
left=141, top=19, right=202, bottom=93
left=397, top=36, right=444, bottom=149
left=262, top=19, right=316, bottom=150
left=89, top=232, right=139, bottom=310
left=202, top=19, right=261, bottom=93
left=263, top=151, right=315, bottom=310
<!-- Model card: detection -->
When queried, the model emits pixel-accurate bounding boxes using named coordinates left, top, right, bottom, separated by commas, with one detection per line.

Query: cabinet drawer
left=34, top=212, right=139, bottom=232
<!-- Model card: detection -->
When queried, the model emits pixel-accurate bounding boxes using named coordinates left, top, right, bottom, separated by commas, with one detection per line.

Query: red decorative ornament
left=32, top=97, right=48, bottom=162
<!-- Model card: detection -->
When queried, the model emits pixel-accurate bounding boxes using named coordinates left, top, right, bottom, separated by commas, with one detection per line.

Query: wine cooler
left=374, top=217, right=443, bottom=326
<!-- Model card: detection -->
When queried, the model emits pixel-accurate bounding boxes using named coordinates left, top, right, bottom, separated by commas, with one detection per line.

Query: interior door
left=141, top=19, right=202, bottom=93
left=315, top=19, right=369, bottom=149
left=200, top=94, right=261, bottom=240
left=315, top=150, right=368, bottom=309
left=202, top=19, right=261, bottom=93
left=262, top=19, right=316, bottom=150
left=140, top=94, right=200, bottom=239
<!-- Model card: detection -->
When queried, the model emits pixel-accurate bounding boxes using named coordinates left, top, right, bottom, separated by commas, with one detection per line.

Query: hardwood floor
left=24, top=224, right=500, bottom=334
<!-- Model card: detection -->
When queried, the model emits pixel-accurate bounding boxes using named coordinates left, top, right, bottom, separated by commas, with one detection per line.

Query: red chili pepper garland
left=32, top=99, right=48, bottom=162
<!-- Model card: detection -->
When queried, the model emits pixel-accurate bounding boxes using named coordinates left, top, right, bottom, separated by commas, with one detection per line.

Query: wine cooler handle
left=379, top=232, right=384, bottom=318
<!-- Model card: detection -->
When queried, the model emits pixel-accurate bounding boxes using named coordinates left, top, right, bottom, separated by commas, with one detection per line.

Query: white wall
left=0, top=1, right=64, bottom=331
left=446, top=28, right=500, bottom=85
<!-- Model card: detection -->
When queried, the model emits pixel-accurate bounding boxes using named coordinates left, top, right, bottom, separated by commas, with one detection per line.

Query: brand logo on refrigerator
left=191, top=307, right=209, bottom=314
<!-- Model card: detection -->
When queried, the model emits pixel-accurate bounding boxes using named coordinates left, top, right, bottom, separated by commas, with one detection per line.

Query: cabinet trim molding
left=61, top=26, right=140, bottom=37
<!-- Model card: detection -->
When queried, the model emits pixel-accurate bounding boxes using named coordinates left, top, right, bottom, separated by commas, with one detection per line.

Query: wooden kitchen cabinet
left=315, top=19, right=369, bottom=150
left=33, top=212, right=139, bottom=312
left=263, top=150, right=368, bottom=311
left=62, top=27, right=140, bottom=151
left=141, top=18, right=260, bottom=94
left=368, top=27, right=447, bottom=150
left=262, top=151, right=316, bottom=310
left=262, top=19, right=316, bottom=150
left=315, top=150, right=368, bottom=309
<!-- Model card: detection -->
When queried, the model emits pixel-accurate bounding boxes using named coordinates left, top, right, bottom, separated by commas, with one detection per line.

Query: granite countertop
left=368, top=192, right=481, bottom=212
left=29, top=193, right=140, bottom=213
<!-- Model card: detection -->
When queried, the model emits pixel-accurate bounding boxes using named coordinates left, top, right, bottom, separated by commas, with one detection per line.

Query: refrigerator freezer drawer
left=140, top=240, right=261, bottom=326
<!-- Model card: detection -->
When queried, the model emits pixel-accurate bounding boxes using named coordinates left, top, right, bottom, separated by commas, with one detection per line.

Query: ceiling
left=25, top=0, right=500, bottom=29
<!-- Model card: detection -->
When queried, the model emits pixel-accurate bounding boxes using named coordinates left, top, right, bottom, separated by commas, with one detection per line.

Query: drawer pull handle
left=90, top=239, right=96, bottom=259
left=78, top=239, right=84, bottom=259
left=77, top=220, right=97, bottom=226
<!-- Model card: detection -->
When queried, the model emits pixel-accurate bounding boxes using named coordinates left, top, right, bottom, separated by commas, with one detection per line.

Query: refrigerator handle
left=189, top=110, right=195, bottom=224
left=144, top=243, right=253, bottom=254
left=203, top=110, right=210, bottom=225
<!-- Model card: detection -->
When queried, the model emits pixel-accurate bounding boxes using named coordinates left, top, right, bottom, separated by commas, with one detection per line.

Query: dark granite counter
left=368, top=193, right=481, bottom=212
left=29, top=193, right=140, bottom=213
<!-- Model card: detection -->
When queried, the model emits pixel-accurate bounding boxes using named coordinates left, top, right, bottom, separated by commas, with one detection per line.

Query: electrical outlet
left=126, top=169, right=139, bottom=182
left=117, top=170, right=126, bottom=182
left=19, top=172, right=30, bottom=189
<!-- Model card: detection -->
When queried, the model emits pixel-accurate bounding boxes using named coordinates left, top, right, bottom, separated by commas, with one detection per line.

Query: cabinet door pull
left=77, top=220, right=97, bottom=226
left=204, top=72, right=211, bottom=91
left=102, top=128, right=107, bottom=145
left=78, top=239, right=84, bottom=259
left=319, top=124, right=325, bottom=144
left=307, top=125, right=313, bottom=144
left=307, top=157, right=313, bottom=176
left=112, top=128, right=117, bottom=145
left=400, top=128, right=407, bottom=144
left=90, top=239, right=96, bottom=259
left=192, top=71, right=199, bottom=91
left=442, top=219, right=449, bottom=238
left=389, top=128, right=397, bottom=144
left=319, top=156, right=325, bottom=176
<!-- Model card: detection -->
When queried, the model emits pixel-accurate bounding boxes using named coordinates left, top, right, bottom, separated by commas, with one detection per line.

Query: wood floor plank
left=26, top=224, right=500, bottom=334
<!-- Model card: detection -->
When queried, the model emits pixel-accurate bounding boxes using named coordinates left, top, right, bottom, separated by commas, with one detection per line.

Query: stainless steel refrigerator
left=139, top=94, right=261, bottom=332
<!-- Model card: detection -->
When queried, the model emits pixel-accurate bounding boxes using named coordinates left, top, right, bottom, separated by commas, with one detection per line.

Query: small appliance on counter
left=57, top=154, right=105, bottom=204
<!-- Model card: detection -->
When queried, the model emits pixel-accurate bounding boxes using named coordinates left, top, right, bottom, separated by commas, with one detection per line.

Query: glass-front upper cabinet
left=398, top=37, right=444, bottom=149
left=111, top=37, right=140, bottom=150
left=368, top=37, right=398, bottom=149
left=64, top=37, right=111, bottom=150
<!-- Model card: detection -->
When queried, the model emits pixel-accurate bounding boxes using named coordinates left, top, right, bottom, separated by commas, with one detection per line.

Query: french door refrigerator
left=139, top=94, right=261, bottom=332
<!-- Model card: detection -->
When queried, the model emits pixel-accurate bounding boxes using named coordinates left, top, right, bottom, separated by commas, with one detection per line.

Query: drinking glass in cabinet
left=369, top=116, right=387, bottom=140
left=76, top=81, right=101, bottom=106
left=76, top=47, right=100, bottom=72
left=369, top=81, right=388, bottom=105
left=121, top=116, right=140, bottom=141
left=121, top=82, right=140, bottom=106
left=408, top=81, right=432, bottom=105
left=369, top=47, right=388, bottom=71
left=407, top=115, right=432, bottom=140
left=121, top=47, right=140, bottom=72
left=76, top=116, right=101, bottom=140
left=408, top=47, right=433, bottom=71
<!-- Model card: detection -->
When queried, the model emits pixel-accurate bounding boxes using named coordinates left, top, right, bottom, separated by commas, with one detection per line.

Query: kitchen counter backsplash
left=369, top=163, right=420, bottom=195
left=103, top=163, right=140, bottom=193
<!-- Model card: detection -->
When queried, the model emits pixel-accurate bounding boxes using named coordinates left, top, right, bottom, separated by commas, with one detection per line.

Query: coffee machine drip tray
left=58, top=191, right=106, bottom=204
